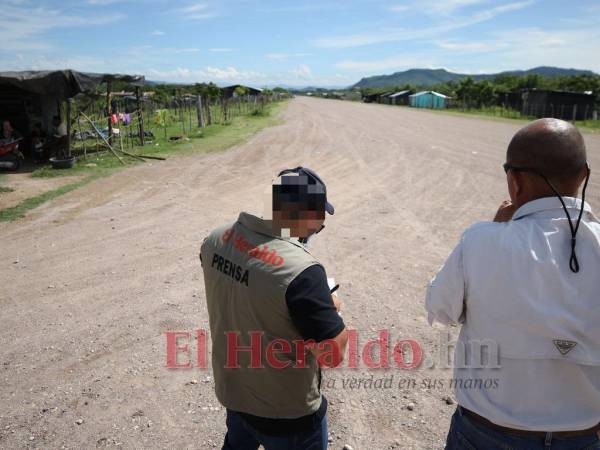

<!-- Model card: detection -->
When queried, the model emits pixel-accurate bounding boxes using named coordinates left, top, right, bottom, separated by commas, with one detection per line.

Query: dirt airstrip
left=1, top=97, right=599, bottom=449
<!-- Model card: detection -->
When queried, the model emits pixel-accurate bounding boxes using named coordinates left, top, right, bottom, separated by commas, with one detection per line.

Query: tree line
left=359, top=74, right=600, bottom=108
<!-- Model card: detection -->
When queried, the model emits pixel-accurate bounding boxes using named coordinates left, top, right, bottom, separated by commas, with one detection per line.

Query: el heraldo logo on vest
left=222, top=228, right=285, bottom=267
left=210, top=228, right=286, bottom=287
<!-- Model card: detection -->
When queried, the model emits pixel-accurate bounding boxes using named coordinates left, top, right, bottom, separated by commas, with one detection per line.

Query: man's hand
left=494, top=200, right=517, bottom=222
left=332, top=293, right=342, bottom=312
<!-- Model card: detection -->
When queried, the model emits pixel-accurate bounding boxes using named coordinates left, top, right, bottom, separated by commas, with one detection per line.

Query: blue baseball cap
left=277, top=166, right=335, bottom=215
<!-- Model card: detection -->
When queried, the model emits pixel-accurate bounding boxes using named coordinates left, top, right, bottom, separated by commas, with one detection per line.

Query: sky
left=1, top=0, right=599, bottom=87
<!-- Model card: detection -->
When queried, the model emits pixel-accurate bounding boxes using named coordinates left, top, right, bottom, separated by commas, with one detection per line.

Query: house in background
left=377, top=92, right=394, bottom=104
left=221, top=85, right=263, bottom=99
left=521, top=89, right=596, bottom=121
left=362, top=92, right=380, bottom=103
left=387, top=90, right=412, bottom=105
left=409, top=91, right=449, bottom=109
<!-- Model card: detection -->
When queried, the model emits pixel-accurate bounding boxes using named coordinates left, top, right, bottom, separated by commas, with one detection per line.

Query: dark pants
left=222, top=409, right=328, bottom=450
left=446, top=406, right=600, bottom=450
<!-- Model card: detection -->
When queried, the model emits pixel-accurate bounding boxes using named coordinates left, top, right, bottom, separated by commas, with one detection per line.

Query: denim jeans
left=445, top=406, right=600, bottom=450
left=222, top=409, right=328, bottom=450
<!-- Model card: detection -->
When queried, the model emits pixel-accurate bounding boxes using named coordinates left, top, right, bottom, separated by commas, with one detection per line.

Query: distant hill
left=352, top=66, right=597, bottom=89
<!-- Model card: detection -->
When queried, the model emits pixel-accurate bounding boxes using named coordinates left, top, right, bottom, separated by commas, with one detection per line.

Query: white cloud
left=435, top=40, right=502, bottom=52
left=87, top=0, right=120, bottom=4
left=335, top=56, right=430, bottom=72
left=151, top=30, right=166, bottom=36
left=178, top=3, right=208, bottom=13
left=425, top=0, right=491, bottom=14
left=188, top=13, right=218, bottom=20
left=143, top=65, right=350, bottom=87
left=334, top=25, right=600, bottom=76
left=486, top=27, right=600, bottom=73
left=388, top=5, right=410, bottom=12
left=209, top=48, right=234, bottom=52
left=175, top=3, right=217, bottom=19
left=0, top=54, right=114, bottom=73
left=172, top=48, right=201, bottom=53
left=146, top=66, right=264, bottom=83
left=290, top=64, right=312, bottom=79
left=0, top=3, right=124, bottom=50
left=314, top=0, right=534, bottom=48
left=265, top=53, right=311, bottom=61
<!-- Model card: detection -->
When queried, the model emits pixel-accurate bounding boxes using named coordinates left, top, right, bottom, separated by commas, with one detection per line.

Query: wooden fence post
left=66, top=98, right=73, bottom=158
left=136, top=86, right=145, bottom=146
left=106, top=80, right=112, bottom=145
left=197, top=95, right=204, bottom=127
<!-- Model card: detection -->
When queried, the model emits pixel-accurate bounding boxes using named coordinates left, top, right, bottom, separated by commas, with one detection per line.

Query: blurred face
left=3, top=121, right=11, bottom=134
left=271, top=175, right=327, bottom=238
left=272, top=207, right=325, bottom=238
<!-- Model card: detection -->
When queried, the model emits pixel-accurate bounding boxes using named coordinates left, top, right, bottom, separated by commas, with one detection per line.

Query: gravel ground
left=1, top=97, right=599, bottom=449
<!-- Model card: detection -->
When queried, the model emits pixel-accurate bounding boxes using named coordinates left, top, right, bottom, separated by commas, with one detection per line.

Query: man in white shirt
left=427, top=118, right=600, bottom=450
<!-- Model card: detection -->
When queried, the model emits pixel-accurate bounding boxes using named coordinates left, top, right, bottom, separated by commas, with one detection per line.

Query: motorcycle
left=0, top=139, right=24, bottom=171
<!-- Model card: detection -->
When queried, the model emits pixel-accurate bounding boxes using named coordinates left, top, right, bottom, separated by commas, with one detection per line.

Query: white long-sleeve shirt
left=426, top=197, right=600, bottom=431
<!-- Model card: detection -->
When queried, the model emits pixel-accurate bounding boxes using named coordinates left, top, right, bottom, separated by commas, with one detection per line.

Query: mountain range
left=352, top=66, right=597, bottom=89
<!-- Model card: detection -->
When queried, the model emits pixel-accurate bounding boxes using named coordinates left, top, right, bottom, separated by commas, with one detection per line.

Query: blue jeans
left=222, top=409, right=328, bottom=450
left=446, top=406, right=600, bottom=450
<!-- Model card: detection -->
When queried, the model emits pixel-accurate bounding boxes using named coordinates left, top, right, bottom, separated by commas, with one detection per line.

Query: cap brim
left=325, top=202, right=335, bottom=215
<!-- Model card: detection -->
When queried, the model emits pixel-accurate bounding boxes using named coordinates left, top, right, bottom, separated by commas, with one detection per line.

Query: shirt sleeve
left=285, top=265, right=345, bottom=342
left=425, top=238, right=466, bottom=326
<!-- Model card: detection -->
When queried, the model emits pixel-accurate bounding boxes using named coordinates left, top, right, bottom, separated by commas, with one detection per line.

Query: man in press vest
left=426, top=118, right=600, bottom=449
left=201, top=167, right=348, bottom=450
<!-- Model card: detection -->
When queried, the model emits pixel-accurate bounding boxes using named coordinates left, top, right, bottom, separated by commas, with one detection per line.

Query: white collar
left=513, top=197, right=595, bottom=221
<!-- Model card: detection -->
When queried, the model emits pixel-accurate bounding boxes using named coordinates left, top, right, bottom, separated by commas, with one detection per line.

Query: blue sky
left=2, top=0, right=599, bottom=87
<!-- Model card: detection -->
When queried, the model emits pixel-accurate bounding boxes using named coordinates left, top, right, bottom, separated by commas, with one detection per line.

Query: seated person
left=1, top=120, right=22, bottom=144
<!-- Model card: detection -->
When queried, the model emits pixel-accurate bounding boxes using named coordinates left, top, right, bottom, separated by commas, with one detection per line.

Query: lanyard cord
left=535, top=166, right=591, bottom=273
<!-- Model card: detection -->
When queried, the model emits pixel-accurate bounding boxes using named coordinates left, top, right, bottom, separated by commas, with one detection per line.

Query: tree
left=234, top=86, right=248, bottom=97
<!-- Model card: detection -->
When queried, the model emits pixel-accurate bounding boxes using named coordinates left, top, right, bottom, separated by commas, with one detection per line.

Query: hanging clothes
left=123, top=113, right=131, bottom=125
left=111, top=114, right=118, bottom=125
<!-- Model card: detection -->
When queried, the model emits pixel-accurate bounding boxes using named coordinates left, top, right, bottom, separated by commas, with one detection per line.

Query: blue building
left=409, top=91, right=448, bottom=109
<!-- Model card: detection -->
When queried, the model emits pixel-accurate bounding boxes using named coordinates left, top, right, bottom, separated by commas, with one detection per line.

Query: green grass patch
left=421, top=106, right=600, bottom=133
left=0, top=175, right=98, bottom=222
left=0, top=173, right=13, bottom=193
left=1, top=101, right=287, bottom=222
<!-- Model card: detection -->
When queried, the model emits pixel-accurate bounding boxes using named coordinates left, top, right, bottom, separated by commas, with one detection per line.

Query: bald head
left=507, top=118, right=587, bottom=184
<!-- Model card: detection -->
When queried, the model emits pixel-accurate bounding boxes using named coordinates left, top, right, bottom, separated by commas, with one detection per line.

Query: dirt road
left=2, top=97, right=599, bottom=449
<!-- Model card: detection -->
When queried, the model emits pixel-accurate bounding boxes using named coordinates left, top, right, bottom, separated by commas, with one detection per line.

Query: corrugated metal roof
left=409, top=90, right=448, bottom=98
left=388, top=90, right=410, bottom=98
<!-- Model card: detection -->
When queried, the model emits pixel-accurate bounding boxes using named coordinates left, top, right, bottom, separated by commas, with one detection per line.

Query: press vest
left=201, top=212, right=323, bottom=418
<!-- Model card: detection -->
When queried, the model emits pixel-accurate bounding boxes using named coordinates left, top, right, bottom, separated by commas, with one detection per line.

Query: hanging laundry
left=118, top=113, right=125, bottom=122
left=111, top=114, right=118, bottom=125
left=123, top=113, right=131, bottom=125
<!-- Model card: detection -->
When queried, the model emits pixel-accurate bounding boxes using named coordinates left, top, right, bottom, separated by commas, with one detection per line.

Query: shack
left=387, top=90, right=412, bottom=106
left=362, top=92, right=381, bottom=103
left=377, top=92, right=394, bottom=104
left=521, top=89, right=596, bottom=121
left=409, top=91, right=448, bottom=109
left=0, top=70, right=144, bottom=160
left=221, top=84, right=263, bottom=99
